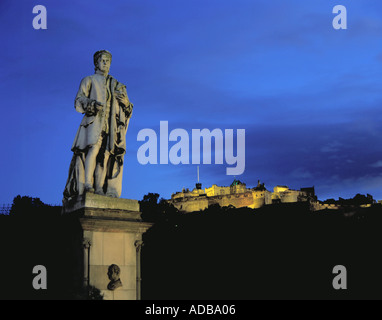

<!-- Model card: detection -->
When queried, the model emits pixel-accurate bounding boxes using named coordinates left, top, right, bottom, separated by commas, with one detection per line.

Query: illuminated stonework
left=169, top=180, right=316, bottom=213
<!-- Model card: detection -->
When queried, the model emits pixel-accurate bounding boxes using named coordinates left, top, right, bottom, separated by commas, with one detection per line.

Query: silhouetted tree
left=158, top=197, right=178, bottom=219
left=140, top=193, right=179, bottom=222
left=9, top=195, right=61, bottom=219
left=139, top=192, right=160, bottom=221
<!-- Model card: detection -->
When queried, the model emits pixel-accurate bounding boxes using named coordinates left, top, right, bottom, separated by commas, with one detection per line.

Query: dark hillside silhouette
left=0, top=194, right=381, bottom=299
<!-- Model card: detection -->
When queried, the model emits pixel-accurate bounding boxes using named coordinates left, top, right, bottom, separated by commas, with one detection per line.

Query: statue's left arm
left=115, top=83, right=133, bottom=118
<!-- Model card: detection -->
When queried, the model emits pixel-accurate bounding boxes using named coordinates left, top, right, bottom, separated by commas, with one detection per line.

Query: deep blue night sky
left=1, top=0, right=382, bottom=205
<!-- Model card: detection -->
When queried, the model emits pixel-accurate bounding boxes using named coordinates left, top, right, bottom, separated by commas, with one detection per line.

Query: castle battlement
left=168, top=180, right=316, bottom=212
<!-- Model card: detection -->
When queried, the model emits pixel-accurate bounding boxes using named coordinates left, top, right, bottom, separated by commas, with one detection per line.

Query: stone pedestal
left=62, top=193, right=153, bottom=300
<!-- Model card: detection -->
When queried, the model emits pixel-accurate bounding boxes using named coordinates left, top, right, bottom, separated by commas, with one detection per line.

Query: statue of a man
left=64, top=50, right=133, bottom=199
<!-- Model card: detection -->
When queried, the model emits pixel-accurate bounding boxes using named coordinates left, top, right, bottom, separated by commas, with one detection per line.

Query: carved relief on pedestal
left=107, top=264, right=122, bottom=291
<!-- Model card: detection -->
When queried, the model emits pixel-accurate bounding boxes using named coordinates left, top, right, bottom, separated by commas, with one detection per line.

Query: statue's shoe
left=95, top=189, right=104, bottom=195
left=85, top=184, right=95, bottom=193
left=106, top=192, right=118, bottom=198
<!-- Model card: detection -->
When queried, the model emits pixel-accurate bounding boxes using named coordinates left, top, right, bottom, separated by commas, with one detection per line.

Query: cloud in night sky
left=1, top=0, right=382, bottom=205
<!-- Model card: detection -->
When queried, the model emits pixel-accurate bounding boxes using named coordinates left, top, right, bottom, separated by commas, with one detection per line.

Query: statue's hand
left=94, top=100, right=104, bottom=110
left=85, top=100, right=103, bottom=116
left=125, top=103, right=133, bottom=116
left=115, top=92, right=128, bottom=107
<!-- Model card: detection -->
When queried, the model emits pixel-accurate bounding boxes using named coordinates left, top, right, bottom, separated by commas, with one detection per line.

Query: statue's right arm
left=74, top=77, right=92, bottom=114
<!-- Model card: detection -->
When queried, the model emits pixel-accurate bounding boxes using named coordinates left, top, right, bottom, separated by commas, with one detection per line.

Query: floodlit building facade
left=169, top=180, right=316, bottom=213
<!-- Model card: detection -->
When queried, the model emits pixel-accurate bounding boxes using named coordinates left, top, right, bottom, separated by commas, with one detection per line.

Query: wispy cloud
left=370, top=160, right=382, bottom=168
left=320, top=141, right=343, bottom=153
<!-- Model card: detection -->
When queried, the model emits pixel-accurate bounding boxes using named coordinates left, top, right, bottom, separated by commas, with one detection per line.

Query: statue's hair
left=93, top=50, right=112, bottom=69
left=108, top=264, right=120, bottom=275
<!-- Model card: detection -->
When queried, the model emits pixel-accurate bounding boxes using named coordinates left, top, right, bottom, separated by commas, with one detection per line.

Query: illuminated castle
left=169, top=179, right=316, bottom=213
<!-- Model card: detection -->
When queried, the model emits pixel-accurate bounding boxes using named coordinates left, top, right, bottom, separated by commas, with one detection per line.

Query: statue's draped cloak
left=64, top=73, right=133, bottom=199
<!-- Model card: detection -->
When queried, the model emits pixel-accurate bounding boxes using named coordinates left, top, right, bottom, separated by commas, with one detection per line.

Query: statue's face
left=97, top=54, right=111, bottom=74
left=107, top=268, right=113, bottom=280
left=107, top=268, right=119, bottom=281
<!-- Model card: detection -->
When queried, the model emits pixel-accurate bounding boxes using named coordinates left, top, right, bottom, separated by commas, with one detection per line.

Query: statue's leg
left=75, top=153, right=86, bottom=196
left=84, top=138, right=102, bottom=192
left=94, top=150, right=110, bottom=194
left=106, top=162, right=123, bottom=198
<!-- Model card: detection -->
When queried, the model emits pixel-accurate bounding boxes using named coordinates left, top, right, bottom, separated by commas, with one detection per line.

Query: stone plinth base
left=62, top=193, right=153, bottom=300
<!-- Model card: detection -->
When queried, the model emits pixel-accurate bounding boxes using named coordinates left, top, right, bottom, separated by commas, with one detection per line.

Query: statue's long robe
left=63, top=73, right=133, bottom=199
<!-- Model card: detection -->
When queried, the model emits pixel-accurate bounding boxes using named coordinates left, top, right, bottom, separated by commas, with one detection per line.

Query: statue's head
left=107, top=264, right=120, bottom=281
left=94, top=50, right=112, bottom=74
left=107, top=264, right=122, bottom=291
